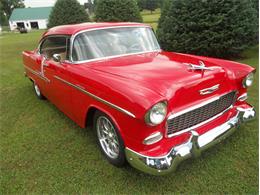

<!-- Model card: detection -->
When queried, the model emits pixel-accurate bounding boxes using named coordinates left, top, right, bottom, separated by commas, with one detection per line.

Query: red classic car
left=23, top=22, right=256, bottom=175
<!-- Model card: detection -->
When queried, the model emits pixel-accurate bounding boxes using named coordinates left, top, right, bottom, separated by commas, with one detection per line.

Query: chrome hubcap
left=34, top=83, right=41, bottom=96
left=97, top=116, right=120, bottom=159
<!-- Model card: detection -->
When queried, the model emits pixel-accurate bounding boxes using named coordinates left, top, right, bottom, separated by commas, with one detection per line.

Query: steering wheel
left=128, top=43, right=142, bottom=52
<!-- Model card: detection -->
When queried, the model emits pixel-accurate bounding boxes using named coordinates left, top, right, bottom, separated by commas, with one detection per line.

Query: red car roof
left=42, top=22, right=151, bottom=37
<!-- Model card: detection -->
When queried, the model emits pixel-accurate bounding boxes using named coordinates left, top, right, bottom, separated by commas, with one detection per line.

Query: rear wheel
left=33, top=82, right=45, bottom=99
left=94, top=111, right=126, bottom=167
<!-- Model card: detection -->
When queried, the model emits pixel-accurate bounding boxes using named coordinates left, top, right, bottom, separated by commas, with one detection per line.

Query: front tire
left=94, top=111, right=126, bottom=167
left=33, top=82, right=45, bottom=99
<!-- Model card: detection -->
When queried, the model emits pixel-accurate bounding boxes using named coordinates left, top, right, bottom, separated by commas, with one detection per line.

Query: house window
left=30, top=22, right=39, bottom=29
left=16, top=22, right=25, bottom=28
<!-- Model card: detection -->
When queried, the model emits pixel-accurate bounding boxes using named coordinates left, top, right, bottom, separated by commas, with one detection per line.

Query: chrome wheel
left=34, top=83, right=41, bottom=97
left=97, top=116, right=120, bottom=159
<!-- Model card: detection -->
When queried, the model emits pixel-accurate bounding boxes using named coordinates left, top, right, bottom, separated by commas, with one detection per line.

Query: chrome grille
left=167, top=91, right=236, bottom=136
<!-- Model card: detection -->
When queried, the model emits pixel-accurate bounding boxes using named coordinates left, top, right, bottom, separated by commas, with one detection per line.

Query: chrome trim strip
left=199, top=84, right=220, bottom=95
left=53, top=75, right=136, bottom=118
left=237, top=93, right=248, bottom=102
left=24, top=66, right=50, bottom=82
left=143, top=132, right=163, bottom=145
left=69, top=25, right=161, bottom=64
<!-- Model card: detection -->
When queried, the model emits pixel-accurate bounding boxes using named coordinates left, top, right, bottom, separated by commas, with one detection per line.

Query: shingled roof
left=9, top=7, right=52, bottom=21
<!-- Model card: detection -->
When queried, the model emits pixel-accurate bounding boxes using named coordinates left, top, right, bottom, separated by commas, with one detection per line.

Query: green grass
left=142, top=9, right=160, bottom=30
left=0, top=26, right=259, bottom=194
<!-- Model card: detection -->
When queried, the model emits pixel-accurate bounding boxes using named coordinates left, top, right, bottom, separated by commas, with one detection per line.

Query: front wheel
left=94, top=111, right=126, bottom=167
left=33, top=82, right=45, bottom=100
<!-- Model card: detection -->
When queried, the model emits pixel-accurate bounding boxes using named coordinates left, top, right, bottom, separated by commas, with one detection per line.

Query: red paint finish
left=23, top=23, right=255, bottom=158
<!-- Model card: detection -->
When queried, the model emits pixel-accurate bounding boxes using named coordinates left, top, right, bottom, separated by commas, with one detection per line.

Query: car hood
left=86, top=51, right=237, bottom=111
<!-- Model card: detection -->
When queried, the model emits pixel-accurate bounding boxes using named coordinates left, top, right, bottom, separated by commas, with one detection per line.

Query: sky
left=24, top=0, right=90, bottom=7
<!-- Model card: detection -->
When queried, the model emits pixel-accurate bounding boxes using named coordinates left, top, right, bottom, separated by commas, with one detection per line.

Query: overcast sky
left=24, top=0, right=90, bottom=7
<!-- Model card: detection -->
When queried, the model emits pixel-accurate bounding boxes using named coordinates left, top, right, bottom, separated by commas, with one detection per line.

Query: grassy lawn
left=142, top=9, right=160, bottom=30
left=0, top=13, right=258, bottom=194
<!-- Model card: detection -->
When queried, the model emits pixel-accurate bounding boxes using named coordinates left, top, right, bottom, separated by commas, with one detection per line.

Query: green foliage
left=48, top=0, right=89, bottom=28
left=157, top=0, right=258, bottom=58
left=146, top=0, right=158, bottom=13
left=0, top=0, right=25, bottom=19
left=157, top=0, right=164, bottom=8
left=137, top=0, right=146, bottom=11
left=251, top=0, right=259, bottom=12
left=84, top=0, right=95, bottom=15
left=95, top=0, right=142, bottom=22
left=138, top=0, right=162, bottom=12
left=0, top=1, right=8, bottom=25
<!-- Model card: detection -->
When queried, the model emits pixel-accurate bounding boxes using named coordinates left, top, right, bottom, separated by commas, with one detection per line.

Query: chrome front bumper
left=125, top=107, right=256, bottom=175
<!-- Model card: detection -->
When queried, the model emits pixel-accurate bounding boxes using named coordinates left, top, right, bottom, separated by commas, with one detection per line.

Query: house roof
left=9, top=7, right=52, bottom=21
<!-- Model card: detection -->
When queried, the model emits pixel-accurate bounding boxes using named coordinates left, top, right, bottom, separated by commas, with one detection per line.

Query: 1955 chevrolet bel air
left=23, top=22, right=256, bottom=175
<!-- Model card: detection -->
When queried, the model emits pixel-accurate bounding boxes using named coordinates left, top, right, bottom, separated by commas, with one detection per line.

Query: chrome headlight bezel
left=242, top=72, right=254, bottom=88
left=145, top=101, right=167, bottom=126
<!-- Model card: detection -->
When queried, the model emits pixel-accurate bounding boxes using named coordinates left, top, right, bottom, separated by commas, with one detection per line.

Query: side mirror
left=53, top=54, right=61, bottom=63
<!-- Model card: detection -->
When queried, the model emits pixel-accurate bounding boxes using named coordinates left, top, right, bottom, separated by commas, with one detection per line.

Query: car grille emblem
left=199, top=84, right=220, bottom=95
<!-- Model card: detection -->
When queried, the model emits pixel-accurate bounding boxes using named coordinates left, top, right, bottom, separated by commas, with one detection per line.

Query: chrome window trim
left=24, top=65, right=50, bottom=83
left=166, top=91, right=237, bottom=138
left=69, top=25, right=161, bottom=64
left=53, top=75, right=136, bottom=118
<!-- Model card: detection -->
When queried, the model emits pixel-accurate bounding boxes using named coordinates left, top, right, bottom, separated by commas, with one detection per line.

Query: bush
left=146, top=0, right=158, bottom=13
left=157, top=0, right=258, bottom=58
left=137, top=0, right=146, bottom=11
left=95, top=0, right=142, bottom=22
left=48, top=0, right=90, bottom=28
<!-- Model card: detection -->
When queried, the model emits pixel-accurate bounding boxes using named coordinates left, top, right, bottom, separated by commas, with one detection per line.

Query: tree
left=48, top=0, right=89, bottom=28
left=1, top=0, right=25, bottom=19
left=157, top=0, right=164, bottom=8
left=84, top=0, right=95, bottom=15
left=146, top=0, right=158, bottom=13
left=137, top=0, right=146, bottom=11
left=251, top=0, right=259, bottom=12
left=0, top=1, right=8, bottom=25
left=157, top=0, right=258, bottom=58
left=250, top=0, right=259, bottom=43
left=95, top=0, right=142, bottom=22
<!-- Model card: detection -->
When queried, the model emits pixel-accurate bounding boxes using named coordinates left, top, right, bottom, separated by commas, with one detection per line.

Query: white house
left=9, top=7, right=52, bottom=31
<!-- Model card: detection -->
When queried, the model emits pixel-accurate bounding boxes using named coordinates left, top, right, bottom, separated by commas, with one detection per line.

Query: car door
left=39, top=36, right=73, bottom=116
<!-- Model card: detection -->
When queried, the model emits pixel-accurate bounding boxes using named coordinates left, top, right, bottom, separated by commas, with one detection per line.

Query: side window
left=40, top=36, right=70, bottom=62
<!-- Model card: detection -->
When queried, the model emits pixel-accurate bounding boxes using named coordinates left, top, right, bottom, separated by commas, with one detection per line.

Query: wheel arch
left=85, top=105, right=124, bottom=138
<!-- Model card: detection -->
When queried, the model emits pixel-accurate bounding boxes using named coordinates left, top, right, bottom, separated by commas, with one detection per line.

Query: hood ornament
left=199, top=84, right=220, bottom=95
left=184, top=61, right=214, bottom=71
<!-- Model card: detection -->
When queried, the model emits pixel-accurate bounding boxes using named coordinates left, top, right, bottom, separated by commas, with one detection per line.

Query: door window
left=40, top=36, right=70, bottom=62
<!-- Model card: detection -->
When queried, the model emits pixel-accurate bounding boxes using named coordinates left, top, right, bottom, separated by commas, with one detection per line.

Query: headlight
left=242, top=72, right=254, bottom=88
left=145, top=101, right=167, bottom=126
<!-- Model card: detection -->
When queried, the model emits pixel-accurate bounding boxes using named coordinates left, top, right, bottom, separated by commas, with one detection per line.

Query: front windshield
left=72, top=27, right=160, bottom=62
